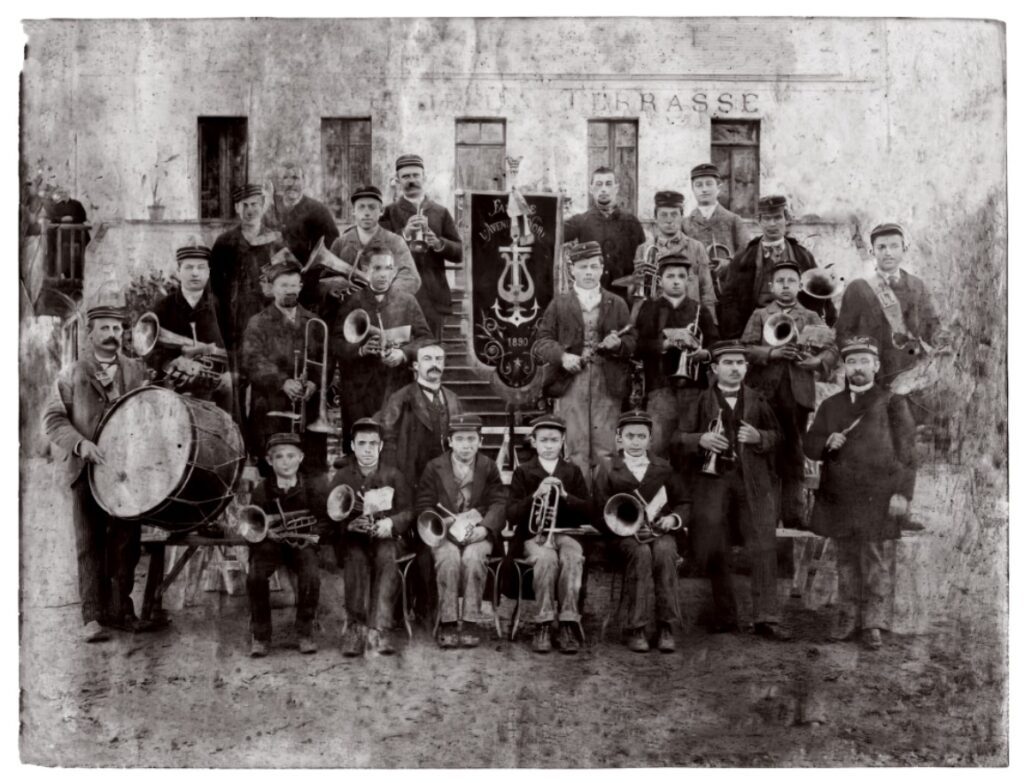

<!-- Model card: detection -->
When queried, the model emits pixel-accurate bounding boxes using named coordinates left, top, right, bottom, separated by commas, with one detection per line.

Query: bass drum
left=89, top=386, right=245, bottom=531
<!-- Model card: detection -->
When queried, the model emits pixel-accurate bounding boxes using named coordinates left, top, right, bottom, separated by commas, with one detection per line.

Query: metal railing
left=41, top=220, right=91, bottom=283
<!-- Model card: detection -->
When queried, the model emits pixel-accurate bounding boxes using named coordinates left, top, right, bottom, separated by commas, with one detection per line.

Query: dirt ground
left=19, top=457, right=1007, bottom=767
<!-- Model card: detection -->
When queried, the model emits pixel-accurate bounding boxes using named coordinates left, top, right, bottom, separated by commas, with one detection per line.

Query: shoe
left=250, top=637, right=269, bottom=658
left=375, top=629, right=396, bottom=656
left=438, top=623, right=460, bottom=649
left=341, top=625, right=365, bottom=657
left=558, top=625, right=580, bottom=655
left=626, top=629, right=650, bottom=653
left=657, top=624, right=676, bottom=653
left=864, top=628, right=883, bottom=650
left=298, top=636, right=318, bottom=654
left=103, top=612, right=140, bottom=633
left=532, top=623, right=553, bottom=654
left=133, top=609, right=171, bottom=633
left=82, top=620, right=110, bottom=643
left=900, top=515, right=926, bottom=532
left=460, top=623, right=482, bottom=648
left=828, top=612, right=858, bottom=642
left=753, top=622, right=792, bottom=641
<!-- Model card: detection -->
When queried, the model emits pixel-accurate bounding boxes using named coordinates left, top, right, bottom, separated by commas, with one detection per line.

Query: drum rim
left=89, top=386, right=201, bottom=520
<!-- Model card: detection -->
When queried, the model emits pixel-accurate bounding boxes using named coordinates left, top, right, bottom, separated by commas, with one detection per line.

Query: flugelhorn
left=603, top=489, right=682, bottom=544
left=305, top=236, right=370, bottom=291
left=528, top=480, right=563, bottom=548
left=416, top=503, right=461, bottom=548
left=224, top=502, right=319, bottom=548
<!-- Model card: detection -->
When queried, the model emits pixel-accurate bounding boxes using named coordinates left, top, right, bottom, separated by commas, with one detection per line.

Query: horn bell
left=416, top=509, right=450, bottom=548
left=327, top=484, right=357, bottom=522
left=800, top=267, right=843, bottom=299
left=603, top=493, right=645, bottom=538
left=762, top=312, right=798, bottom=347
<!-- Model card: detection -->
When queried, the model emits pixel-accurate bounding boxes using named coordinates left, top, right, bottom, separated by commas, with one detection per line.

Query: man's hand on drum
left=78, top=440, right=105, bottom=465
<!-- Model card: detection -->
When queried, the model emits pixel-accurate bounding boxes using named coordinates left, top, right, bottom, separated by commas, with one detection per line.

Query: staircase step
left=445, top=380, right=496, bottom=395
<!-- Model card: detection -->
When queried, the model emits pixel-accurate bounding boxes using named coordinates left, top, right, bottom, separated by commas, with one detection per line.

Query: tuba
left=528, top=481, right=562, bottom=548
left=224, top=501, right=319, bottom=548
left=305, top=236, right=370, bottom=294
left=603, top=489, right=682, bottom=544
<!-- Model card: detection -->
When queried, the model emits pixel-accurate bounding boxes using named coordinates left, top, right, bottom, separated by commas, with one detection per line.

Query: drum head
left=91, top=387, right=194, bottom=518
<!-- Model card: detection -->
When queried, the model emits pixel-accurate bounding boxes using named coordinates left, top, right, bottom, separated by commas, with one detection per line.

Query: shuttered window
left=455, top=119, right=507, bottom=192
left=198, top=117, right=248, bottom=220
left=711, top=120, right=760, bottom=218
left=322, top=118, right=373, bottom=221
left=587, top=119, right=638, bottom=215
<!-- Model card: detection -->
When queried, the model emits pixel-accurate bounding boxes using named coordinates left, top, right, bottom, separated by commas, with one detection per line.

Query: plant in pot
left=142, top=153, right=179, bottom=221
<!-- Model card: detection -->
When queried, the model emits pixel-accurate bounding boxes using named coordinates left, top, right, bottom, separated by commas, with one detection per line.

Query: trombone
left=603, top=489, right=683, bottom=545
left=267, top=317, right=337, bottom=435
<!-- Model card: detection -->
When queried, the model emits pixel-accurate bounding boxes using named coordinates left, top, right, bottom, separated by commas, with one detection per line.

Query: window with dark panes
left=322, top=118, right=372, bottom=222
left=198, top=117, right=248, bottom=220
left=711, top=120, right=760, bottom=218
left=455, top=119, right=506, bottom=192
left=587, top=119, right=638, bottom=215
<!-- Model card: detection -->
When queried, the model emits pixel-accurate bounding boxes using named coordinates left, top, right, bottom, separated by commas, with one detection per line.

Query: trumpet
left=666, top=306, right=704, bottom=381
left=132, top=311, right=228, bottom=391
left=416, top=503, right=462, bottom=548
left=224, top=501, right=319, bottom=549
left=341, top=308, right=411, bottom=357
left=528, top=480, right=563, bottom=548
left=305, top=236, right=370, bottom=294
left=702, top=410, right=735, bottom=476
left=603, top=489, right=683, bottom=544
left=267, top=317, right=336, bottom=434
left=407, top=203, right=427, bottom=254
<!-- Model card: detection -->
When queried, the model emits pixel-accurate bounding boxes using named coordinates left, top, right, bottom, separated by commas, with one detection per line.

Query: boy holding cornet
left=246, top=432, right=327, bottom=658
left=740, top=259, right=838, bottom=528
left=415, top=414, right=507, bottom=649
left=326, top=418, right=412, bottom=657
left=593, top=410, right=690, bottom=653
left=678, top=342, right=785, bottom=639
left=506, top=415, right=592, bottom=654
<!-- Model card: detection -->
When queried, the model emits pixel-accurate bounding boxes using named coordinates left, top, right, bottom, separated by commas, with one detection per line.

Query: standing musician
left=332, top=241, right=431, bottom=449
left=506, top=414, right=592, bottom=654
left=718, top=195, right=837, bottom=339
left=535, top=241, right=636, bottom=487
left=740, top=259, right=839, bottom=528
left=682, top=163, right=752, bottom=289
left=264, top=160, right=340, bottom=269
left=804, top=337, right=917, bottom=650
left=593, top=410, right=690, bottom=654
left=241, top=258, right=326, bottom=474
left=634, top=190, right=718, bottom=319
left=634, top=250, right=719, bottom=461
left=42, top=297, right=149, bottom=641
left=678, top=341, right=787, bottom=640
left=379, top=154, right=463, bottom=339
left=415, top=414, right=507, bottom=649
left=327, top=418, right=412, bottom=658
left=145, top=243, right=231, bottom=409
left=246, top=432, right=327, bottom=658
left=209, top=183, right=283, bottom=354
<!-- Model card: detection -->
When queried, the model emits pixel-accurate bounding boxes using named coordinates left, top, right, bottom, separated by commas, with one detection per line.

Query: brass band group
left=43, top=153, right=941, bottom=659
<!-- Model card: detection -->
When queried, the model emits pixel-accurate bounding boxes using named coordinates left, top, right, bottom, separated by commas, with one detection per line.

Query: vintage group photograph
left=15, top=14, right=1008, bottom=768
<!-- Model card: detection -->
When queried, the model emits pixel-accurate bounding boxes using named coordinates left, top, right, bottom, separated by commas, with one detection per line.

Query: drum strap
left=865, top=273, right=932, bottom=354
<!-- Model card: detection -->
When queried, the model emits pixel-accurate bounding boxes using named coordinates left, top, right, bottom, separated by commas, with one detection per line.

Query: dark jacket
left=326, top=462, right=414, bottom=538
left=332, top=287, right=432, bottom=419
left=378, top=381, right=464, bottom=488
left=834, top=271, right=940, bottom=386
left=42, top=353, right=149, bottom=487
left=241, top=304, right=325, bottom=448
left=683, top=204, right=751, bottom=260
left=415, top=453, right=508, bottom=540
left=506, top=457, right=592, bottom=554
left=209, top=225, right=282, bottom=351
left=380, top=197, right=462, bottom=312
left=250, top=473, right=330, bottom=542
left=534, top=289, right=636, bottom=399
left=593, top=454, right=691, bottom=536
left=740, top=300, right=839, bottom=410
left=804, top=384, right=917, bottom=540
left=635, top=295, right=719, bottom=393
left=266, top=194, right=340, bottom=265
left=677, top=385, right=781, bottom=524
left=330, top=225, right=421, bottom=298
left=564, top=206, right=646, bottom=299
left=718, top=236, right=837, bottom=339
left=147, top=287, right=226, bottom=381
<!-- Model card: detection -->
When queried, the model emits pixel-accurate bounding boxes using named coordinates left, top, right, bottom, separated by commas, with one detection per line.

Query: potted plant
left=142, top=153, right=179, bottom=221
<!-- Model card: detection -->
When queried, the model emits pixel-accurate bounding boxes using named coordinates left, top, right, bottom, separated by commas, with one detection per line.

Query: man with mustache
left=42, top=296, right=149, bottom=642
left=564, top=167, right=646, bottom=302
left=241, top=259, right=326, bottom=475
left=380, top=155, right=463, bottom=339
left=718, top=195, right=836, bottom=339
left=678, top=341, right=786, bottom=639
left=264, top=160, right=340, bottom=268
left=804, top=336, right=917, bottom=650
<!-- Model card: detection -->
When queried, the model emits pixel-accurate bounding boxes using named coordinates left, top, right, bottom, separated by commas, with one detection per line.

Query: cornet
left=666, top=306, right=704, bottom=381
left=224, top=501, right=319, bottom=548
left=701, top=410, right=735, bottom=476
left=267, top=317, right=336, bottom=434
left=603, top=489, right=683, bottom=544
left=762, top=313, right=834, bottom=362
left=528, top=480, right=563, bottom=548
left=407, top=203, right=427, bottom=254
left=132, top=311, right=228, bottom=391
left=341, top=308, right=411, bottom=357
left=326, top=484, right=392, bottom=536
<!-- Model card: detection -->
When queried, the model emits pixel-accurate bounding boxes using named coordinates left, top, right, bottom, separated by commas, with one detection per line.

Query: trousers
left=617, top=533, right=680, bottom=630
left=555, top=361, right=622, bottom=488
left=523, top=535, right=585, bottom=623
left=247, top=541, right=321, bottom=641
left=834, top=538, right=895, bottom=631
left=71, top=479, right=140, bottom=624
left=433, top=539, right=493, bottom=624
left=646, top=386, right=701, bottom=462
left=691, top=469, right=780, bottom=624
left=336, top=536, right=399, bottom=630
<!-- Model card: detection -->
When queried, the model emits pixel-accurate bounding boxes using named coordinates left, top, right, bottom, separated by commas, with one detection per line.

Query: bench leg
left=140, top=544, right=166, bottom=623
